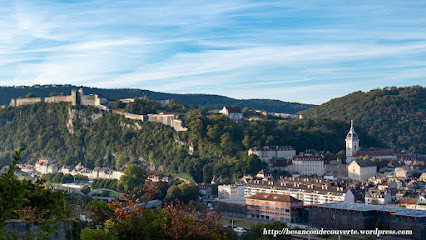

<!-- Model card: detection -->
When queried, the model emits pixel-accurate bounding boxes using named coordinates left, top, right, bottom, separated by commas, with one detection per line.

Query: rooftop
left=354, top=160, right=377, bottom=167
left=248, top=193, right=302, bottom=203
left=310, top=202, right=426, bottom=218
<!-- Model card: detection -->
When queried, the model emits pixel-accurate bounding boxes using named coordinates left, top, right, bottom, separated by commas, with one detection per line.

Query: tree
left=372, top=158, right=381, bottom=169
left=242, top=107, right=250, bottom=116
left=0, top=149, right=27, bottom=224
left=119, top=164, right=146, bottom=192
left=0, top=149, right=67, bottom=238
left=113, top=100, right=126, bottom=109
left=25, top=93, right=36, bottom=98
left=50, top=92, right=62, bottom=96
left=242, top=134, right=251, bottom=149
left=220, top=132, right=233, bottom=153
left=81, top=185, right=91, bottom=194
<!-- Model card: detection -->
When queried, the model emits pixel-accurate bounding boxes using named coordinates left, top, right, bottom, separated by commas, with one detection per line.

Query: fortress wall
left=44, top=95, right=74, bottom=103
left=112, top=110, right=147, bottom=121
left=172, top=119, right=188, bottom=132
left=80, top=95, right=96, bottom=106
left=10, top=97, right=43, bottom=106
left=148, top=114, right=174, bottom=126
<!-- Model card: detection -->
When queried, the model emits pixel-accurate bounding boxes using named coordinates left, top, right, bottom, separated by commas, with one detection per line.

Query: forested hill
left=0, top=84, right=312, bottom=113
left=300, top=86, right=425, bottom=153
left=0, top=102, right=382, bottom=183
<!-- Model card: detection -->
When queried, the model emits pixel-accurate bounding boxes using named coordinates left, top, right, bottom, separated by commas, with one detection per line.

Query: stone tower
left=345, top=120, right=359, bottom=163
left=71, top=90, right=78, bottom=105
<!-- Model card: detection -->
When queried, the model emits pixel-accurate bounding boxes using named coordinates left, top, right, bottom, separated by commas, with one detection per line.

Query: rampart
left=9, top=89, right=187, bottom=132
left=44, top=95, right=75, bottom=104
left=10, top=97, right=43, bottom=107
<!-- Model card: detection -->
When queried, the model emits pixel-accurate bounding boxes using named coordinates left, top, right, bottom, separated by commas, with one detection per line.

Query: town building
left=247, top=193, right=304, bottom=223
left=345, top=120, right=360, bottom=163
left=324, top=158, right=347, bottom=178
left=244, top=178, right=354, bottom=206
left=365, top=189, right=392, bottom=205
left=292, top=155, right=325, bottom=176
left=348, top=160, right=377, bottom=181
left=309, top=202, right=426, bottom=240
left=353, top=149, right=397, bottom=161
left=219, top=106, right=243, bottom=121
left=395, top=166, right=415, bottom=179
left=218, top=184, right=246, bottom=200
left=248, top=146, right=296, bottom=165
left=34, top=159, right=58, bottom=174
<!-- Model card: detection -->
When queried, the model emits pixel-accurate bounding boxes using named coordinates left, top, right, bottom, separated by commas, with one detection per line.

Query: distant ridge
left=0, top=84, right=313, bottom=113
left=300, top=86, right=425, bottom=153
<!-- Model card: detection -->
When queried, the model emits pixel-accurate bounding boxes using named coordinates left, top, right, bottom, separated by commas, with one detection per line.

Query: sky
left=0, top=0, right=425, bottom=104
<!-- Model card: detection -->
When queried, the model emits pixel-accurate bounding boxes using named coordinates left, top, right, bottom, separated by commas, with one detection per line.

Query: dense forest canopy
left=0, top=102, right=383, bottom=183
left=0, top=84, right=312, bottom=113
left=300, top=86, right=425, bottom=153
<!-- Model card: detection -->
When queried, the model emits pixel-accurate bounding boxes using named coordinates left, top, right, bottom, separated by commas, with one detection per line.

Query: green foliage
left=120, top=164, right=146, bottom=192
left=0, top=149, right=67, bottom=238
left=41, top=173, right=74, bottom=184
left=164, top=182, right=199, bottom=203
left=81, top=185, right=91, bottom=194
left=81, top=228, right=113, bottom=240
left=25, top=93, right=36, bottom=98
left=49, top=92, right=62, bottom=97
left=0, top=149, right=27, bottom=223
left=301, top=86, right=425, bottom=153
left=0, top=103, right=179, bottom=171
left=0, top=100, right=381, bottom=185
left=87, top=200, right=114, bottom=227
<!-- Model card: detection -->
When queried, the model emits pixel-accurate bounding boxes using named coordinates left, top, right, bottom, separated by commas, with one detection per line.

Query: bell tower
left=345, top=120, right=359, bottom=163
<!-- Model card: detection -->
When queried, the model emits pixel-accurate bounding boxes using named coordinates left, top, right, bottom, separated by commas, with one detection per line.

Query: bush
left=81, top=228, right=113, bottom=240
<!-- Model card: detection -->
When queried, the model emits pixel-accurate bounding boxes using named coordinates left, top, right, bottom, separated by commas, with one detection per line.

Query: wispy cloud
left=0, top=0, right=425, bottom=104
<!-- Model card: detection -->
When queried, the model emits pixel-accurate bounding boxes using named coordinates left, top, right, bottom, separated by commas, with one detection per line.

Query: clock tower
left=345, top=120, right=359, bottom=163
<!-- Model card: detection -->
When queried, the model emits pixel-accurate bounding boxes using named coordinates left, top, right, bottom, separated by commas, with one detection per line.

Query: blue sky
left=0, top=0, right=425, bottom=104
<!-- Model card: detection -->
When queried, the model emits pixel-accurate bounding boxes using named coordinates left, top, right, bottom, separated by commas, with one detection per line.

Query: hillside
left=300, top=86, right=425, bottom=153
left=0, top=84, right=312, bottom=113
left=0, top=102, right=383, bottom=183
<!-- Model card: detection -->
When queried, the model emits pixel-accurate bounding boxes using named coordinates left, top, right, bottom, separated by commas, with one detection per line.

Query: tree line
left=301, top=86, right=425, bottom=153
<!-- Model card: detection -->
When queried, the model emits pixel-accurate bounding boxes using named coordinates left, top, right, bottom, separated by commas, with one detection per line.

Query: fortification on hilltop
left=9, top=89, right=187, bottom=132
left=10, top=88, right=107, bottom=107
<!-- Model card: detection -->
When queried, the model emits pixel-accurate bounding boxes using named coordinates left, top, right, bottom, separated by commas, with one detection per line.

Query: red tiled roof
left=225, top=106, right=242, bottom=113
left=353, top=150, right=395, bottom=157
left=248, top=193, right=302, bottom=203
left=397, top=198, right=418, bottom=204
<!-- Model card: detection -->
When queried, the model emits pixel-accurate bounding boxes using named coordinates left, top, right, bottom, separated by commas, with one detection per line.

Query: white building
left=345, top=120, right=360, bottom=163
left=34, top=159, right=58, bottom=174
left=219, top=106, right=243, bottom=121
left=218, top=184, right=246, bottom=200
left=248, top=146, right=296, bottom=164
left=244, top=179, right=354, bottom=206
left=292, top=155, right=325, bottom=176
left=348, top=160, right=377, bottom=181
left=365, top=189, right=392, bottom=205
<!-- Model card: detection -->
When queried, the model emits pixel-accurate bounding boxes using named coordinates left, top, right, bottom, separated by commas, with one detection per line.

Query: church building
left=345, top=120, right=359, bottom=163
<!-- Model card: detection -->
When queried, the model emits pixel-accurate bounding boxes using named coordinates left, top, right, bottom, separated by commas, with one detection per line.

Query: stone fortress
left=9, top=89, right=187, bottom=132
